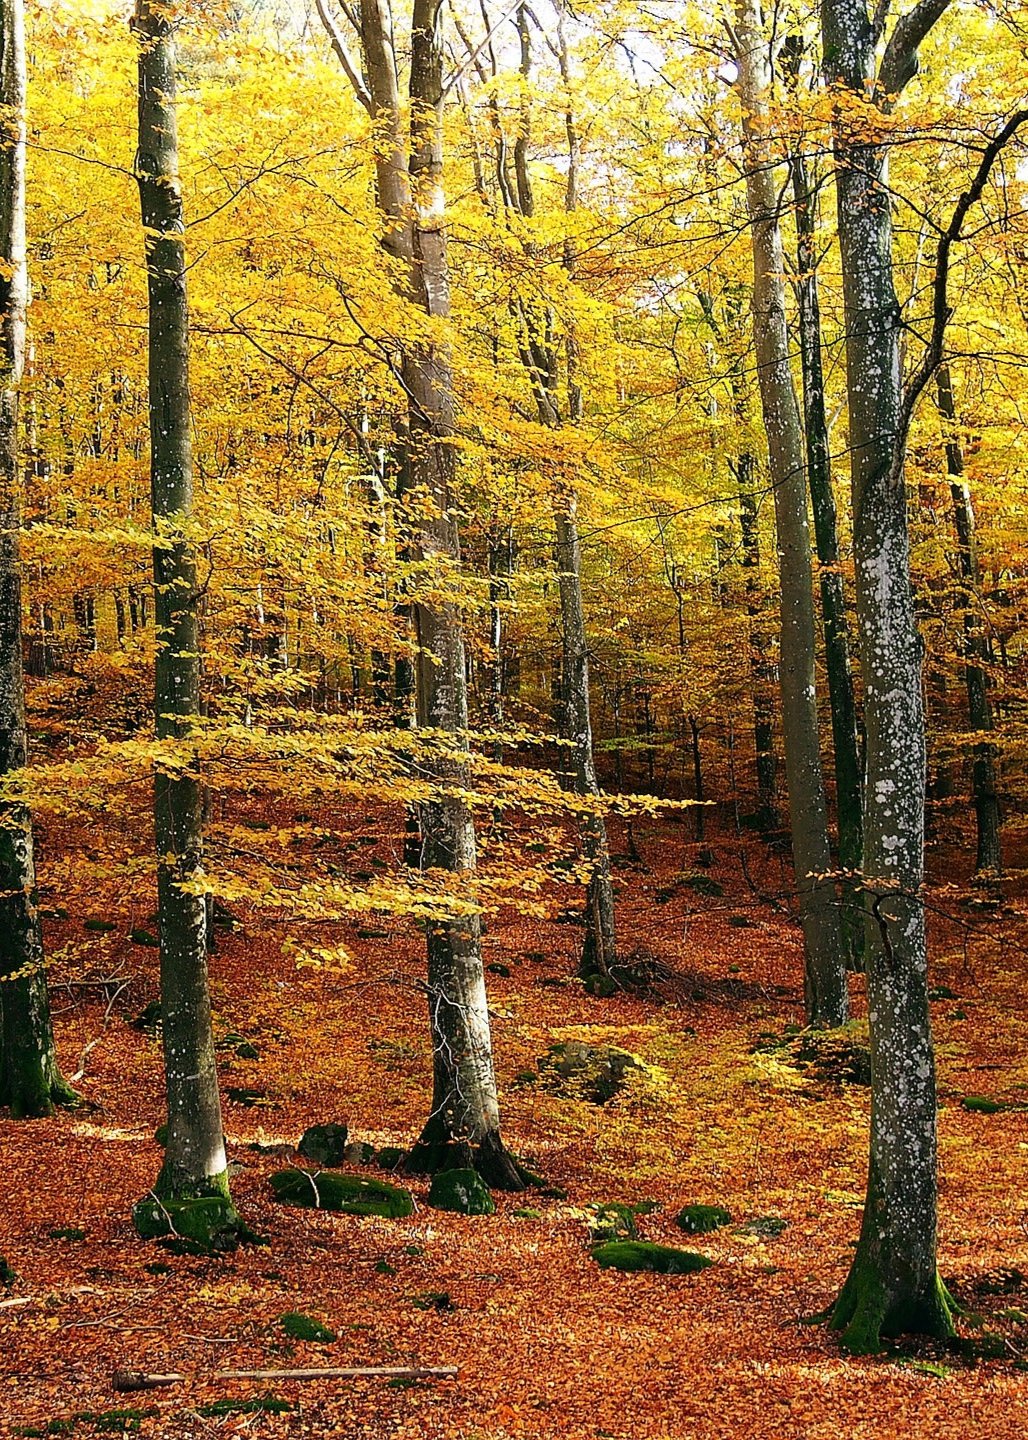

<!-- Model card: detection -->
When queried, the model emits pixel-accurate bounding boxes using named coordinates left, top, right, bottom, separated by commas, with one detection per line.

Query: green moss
left=588, top=1202, right=640, bottom=1243
left=269, top=1168, right=414, bottom=1218
left=831, top=1252, right=957, bottom=1354
left=961, top=1095, right=1005, bottom=1114
left=676, top=1204, right=731, bottom=1235
left=427, top=1167, right=495, bottom=1215
left=132, top=1192, right=245, bottom=1254
left=279, top=1311, right=336, bottom=1343
left=129, top=929, right=159, bottom=948
left=198, top=1397, right=293, bottom=1417
left=0, top=1255, right=17, bottom=1288
left=83, top=919, right=117, bottom=933
left=411, top=1290, right=454, bottom=1311
left=374, top=1145, right=406, bottom=1171
left=48, top=1228, right=86, bottom=1242
left=592, top=1241, right=713, bottom=1275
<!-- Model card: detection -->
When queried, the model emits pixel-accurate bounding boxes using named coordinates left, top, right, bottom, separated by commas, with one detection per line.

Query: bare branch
left=314, top=0, right=373, bottom=114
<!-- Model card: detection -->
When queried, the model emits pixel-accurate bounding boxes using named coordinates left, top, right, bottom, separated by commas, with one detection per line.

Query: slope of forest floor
left=2, top=794, right=1028, bottom=1439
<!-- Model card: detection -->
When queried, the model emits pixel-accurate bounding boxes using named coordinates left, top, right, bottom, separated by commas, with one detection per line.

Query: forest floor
left=2, top=793, right=1028, bottom=1439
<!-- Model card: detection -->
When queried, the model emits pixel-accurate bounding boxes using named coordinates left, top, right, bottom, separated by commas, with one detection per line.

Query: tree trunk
left=133, top=1, right=240, bottom=1226
left=0, top=0, right=75, bottom=1118
left=935, top=364, right=1000, bottom=874
left=822, top=0, right=955, bottom=1351
left=318, top=0, right=521, bottom=1186
left=783, top=37, right=864, bottom=963
left=735, top=0, right=846, bottom=1026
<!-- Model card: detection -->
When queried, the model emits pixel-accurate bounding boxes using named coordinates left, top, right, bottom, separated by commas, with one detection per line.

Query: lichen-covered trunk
left=735, top=0, right=846, bottom=1026
left=936, top=365, right=1000, bottom=875
left=134, top=1, right=231, bottom=1207
left=0, top=0, right=73, bottom=1117
left=401, top=0, right=522, bottom=1188
left=822, top=0, right=953, bottom=1351
left=789, top=130, right=864, bottom=966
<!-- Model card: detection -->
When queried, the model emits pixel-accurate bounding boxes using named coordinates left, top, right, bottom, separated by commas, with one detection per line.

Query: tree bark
left=318, top=0, right=523, bottom=1186
left=822, top=0, right=955, bottom=1351
left=935, top=364, right=1000, bottom=874
left=0, top=0, right=75, bottom=1117
left=783, top=36, right=864, bottom=965
left=734, top=0, right=847, bottom=1026
left=133, top=1, right=238, bottom=1218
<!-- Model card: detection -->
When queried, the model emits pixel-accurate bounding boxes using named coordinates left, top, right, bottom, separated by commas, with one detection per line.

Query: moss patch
left=592, top=1241, right=713, bottom=1275
left=279, top=1311, right=336, bottom=1343
left=676, top=1204, right=731, bottom=1235
left=427, top=1168, right=495, bottom=1215
left=961, top=1095, right=1005, bottom=1115
left=269, top=1168, right=414, bottom=1218
left=132, top=1193, right=244, bottom=1254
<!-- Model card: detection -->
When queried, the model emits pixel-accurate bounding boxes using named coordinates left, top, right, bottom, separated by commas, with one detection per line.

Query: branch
left=315, top=0, right=373, bottom=114
left=877, top=0, right=953, bottom=101
left=893, top=109, right=1028, bottom=480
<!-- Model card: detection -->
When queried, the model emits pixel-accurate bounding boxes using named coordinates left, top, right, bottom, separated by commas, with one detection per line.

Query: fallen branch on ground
left=112, top=1365, right=458, bottom=1392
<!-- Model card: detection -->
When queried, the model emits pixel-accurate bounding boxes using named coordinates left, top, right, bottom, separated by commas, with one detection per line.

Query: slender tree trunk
left=822, top=0, right=955, bottom=1351
left=935, top=364, right=1000, bottom=874
left=738, top=479, right=779, bottom=823
left=0, top=0, right=75, bottom=1118
left=132, top=2, right=240, bottom=1232
left=735, top=0, right=847, bottom=1026
left=783, top=39, right=864, bottom=963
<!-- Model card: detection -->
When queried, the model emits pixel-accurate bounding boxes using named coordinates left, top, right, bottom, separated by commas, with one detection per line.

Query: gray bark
left=133, top=1, right=233, bottom=1206
left=782, top=36, right=864, bottom=957
left=822, top=0, right=955, bottom=1351
left=734, top=0, right=846, bottom=1026
left=0, top=0, right=74, bottom=1117
left=935, top=365, right=1000, bottom=874
left=319, top=0, right=523, bottom=1186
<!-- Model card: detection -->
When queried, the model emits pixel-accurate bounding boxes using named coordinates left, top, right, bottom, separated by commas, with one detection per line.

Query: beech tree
left=732, top=0, right=846, bottom=1026
left=0, top=0, right=75, bottom=1117
left=130, top=0, right=244, bottom=1244
left=317, top=0, right=527, bottom=1187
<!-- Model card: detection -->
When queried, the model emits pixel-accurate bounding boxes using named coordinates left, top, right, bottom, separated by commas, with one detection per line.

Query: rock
left=487, top=962, right=512, bottom=977
left=738, top=1215, right=788, bottom=1239
left=279, top=1311, right=336, bottom=1343
left=48, top=1227, right=86, bottom=1241
left=132, top=1194, right=243, bottom=1253
left=374, top=1146, right=406, bottom=1171
left=411, top=1291, right=454, bottom=1311
left=588, top=1202, right=640, bottom=1243
left=269, top=1168, right=414, bottom=1218
left=0, top=1255, right=17, bottom=1287
left=235, top=1041, right=260, bottom=1060
left=592, top=1241, right=713, bottom=1275
left=343, top=1140, right=377, bottom=1166
left=131, top=1001, right=162, bottom=1032
left=537, top=1041, right=648, bottom=1104
left=676, top=1204, right=731, bottom=1235
left=129, top=928, right=160, bottom=947
left=298, top=1123, right=349, bottom=1167
left=427, top=1168, right=495, bottom=1216
left=83, top=918, right=117, bottom=933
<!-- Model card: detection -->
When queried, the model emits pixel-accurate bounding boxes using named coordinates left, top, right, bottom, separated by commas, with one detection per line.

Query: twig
left=112, top=1365, right=458, bottom=1392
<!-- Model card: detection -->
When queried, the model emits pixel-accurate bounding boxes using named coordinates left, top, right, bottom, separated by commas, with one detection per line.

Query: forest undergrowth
left=2, top=783, right=1027, bottom=1439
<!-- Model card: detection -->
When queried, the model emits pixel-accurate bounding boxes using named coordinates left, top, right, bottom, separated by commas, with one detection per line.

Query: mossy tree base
left=404, top=1124, right=534, bottom=1192
left=133, top=1173, right=255, bottom=1254
left=830, top=1252, right=957, bottom=1354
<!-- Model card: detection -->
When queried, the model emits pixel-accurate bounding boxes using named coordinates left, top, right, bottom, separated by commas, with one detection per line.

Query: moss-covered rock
left=592, top=1241, right=713, bottom=1275
left=537, top=1041, right=648, bottom=1104
left=676, top=1204, right=731, bottom=1235
left=427, top=1167, right=495, bottom=1215
left=588, top=1202, right=640, bottom=1243
left=279, top=1311, right=336, bottom=1343
left=132, top=1193, right=243, bottom=1253
left=375, top=1145, right=406, bottom=1171
left=0, top=1255, right=16, bottom=1288
left=269, top=1168, right=414, bottom=1218
left=297, top=1123, right=349, bottom=1167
